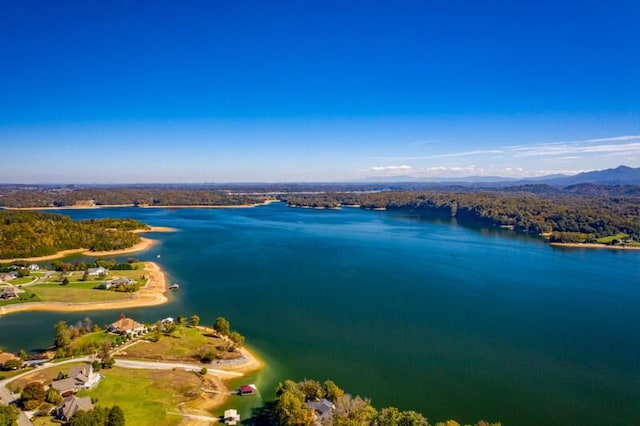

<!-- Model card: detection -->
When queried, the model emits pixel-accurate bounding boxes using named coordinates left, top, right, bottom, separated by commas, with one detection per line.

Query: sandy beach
left=550, top=242, right=640, bottom=250
left=0, top=261, right=168, bottom=316
left=138, top=199, right=279, bottom=209
left=0, top=204, right=136, bottom=210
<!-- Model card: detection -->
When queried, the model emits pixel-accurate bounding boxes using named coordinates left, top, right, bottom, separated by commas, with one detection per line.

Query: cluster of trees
left=20, top=381, right=63, bottom=409
left=0, top=406, right=19, bottom=426
left=68, top=405, right=125, bottom=426
left=213, top=316, right=245, bottom=349
left=50, top=259, right=139, bottom=273
left=279, top=191, right=640, bottom=242
left=0, top=211, right=146, bottom=259
left=265, top=379, right=499, bottom=426
left=0, top=187, right=270, bottom=208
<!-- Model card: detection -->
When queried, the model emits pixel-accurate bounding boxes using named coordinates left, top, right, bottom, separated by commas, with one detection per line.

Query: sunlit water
left=1, top=203, right=638, bottom=425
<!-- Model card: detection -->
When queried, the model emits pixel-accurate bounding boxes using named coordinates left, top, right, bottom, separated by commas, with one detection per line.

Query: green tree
left=2, top=359, right=22, bottom=370
left=323, top=380, right=344, bottom=402
left=176, top=315, right=186, bottom=327
left=213, top=317, right=230, bottom=335
left=21, top=381, right=45, bottom=410
left=297, top=379, right=323, bottom=401
left=45, top=387, right=63, bottom=405
left=0, top=405, right=19, bottom=426
left=107, top=405, right=126, bottom=426
left=189, top=314, right=200, bottom=327
left=228, top=331, right=245, bottom=348
left=61, top=277, right=69, bottom=285
left=54, top=321, right=71, bottom=348
left=18, top=349, right=28, bottom=361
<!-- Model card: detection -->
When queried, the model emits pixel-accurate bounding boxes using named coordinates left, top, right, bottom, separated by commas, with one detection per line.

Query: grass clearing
left=77, top=366, right=203, bottom=426
left=29, top=285, right=132, bottom=303
left=120, top=327, right=239, bottom=363
left=596, top=233, right=630, bottom=244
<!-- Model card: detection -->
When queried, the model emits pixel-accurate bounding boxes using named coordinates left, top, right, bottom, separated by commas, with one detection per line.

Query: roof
left=51, top=377, right=77, bottom=393
left=307, top=398, right=335, bottom=416
left=110, top=317, right=144, bottom=332
left=87, top=267, right=107, bottom=274
left=58, top=395, right=93, bottom=419
left=69, top=365, right=93, bottom=383
left=239, top=384, right=257, bottom=393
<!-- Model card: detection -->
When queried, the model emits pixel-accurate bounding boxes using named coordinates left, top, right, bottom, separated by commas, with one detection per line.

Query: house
left=94, top=281, right=113, bottom=290
left=108, top=316, right=145, bottom=335
left=55, top=395, right=93, bottom=421
left=223, top=409, right=240, bottom=425
left=0, top=273, right=15, bottom=283
left=307, top=398, right=335, bottom=424
left=0, top=286, right=18, bottom=300
left=238, top=384, right=257, bottom=395
left=28, top=264, right=40, bottom=271
left=51, top=364, right=102, bottom=396
left=86, top=266, right=108, bottom=276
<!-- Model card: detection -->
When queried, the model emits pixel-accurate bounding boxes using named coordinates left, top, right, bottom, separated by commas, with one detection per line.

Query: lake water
left=1, top=203, right=639, bottom=425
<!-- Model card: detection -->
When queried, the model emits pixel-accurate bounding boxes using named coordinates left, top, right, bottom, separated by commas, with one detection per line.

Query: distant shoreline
left=0, top=261, right=169, bottom=316
left=0, top=199, right=279, bottom=210
left=550, top=242, right=640, bottom=251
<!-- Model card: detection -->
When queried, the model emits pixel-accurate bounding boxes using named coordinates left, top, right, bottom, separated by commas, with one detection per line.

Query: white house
left=86, top=266, right=108, bottom=276
left=28, top=264, right=40, bottom=271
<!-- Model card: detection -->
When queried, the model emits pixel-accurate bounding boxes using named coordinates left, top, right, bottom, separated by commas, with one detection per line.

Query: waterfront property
left=238, top=384, right=257, bottom=395
left=51, top=364, right=102, bottom=396
left=307, top=398, right=335, bottom=424
left=108, top=316, right=145, bottom=335
left=0, top=286, right=18, bottom=300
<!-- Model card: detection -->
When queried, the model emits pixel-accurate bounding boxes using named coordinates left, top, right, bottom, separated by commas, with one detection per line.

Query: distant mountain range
left=359, top=165, right=640, bottom=187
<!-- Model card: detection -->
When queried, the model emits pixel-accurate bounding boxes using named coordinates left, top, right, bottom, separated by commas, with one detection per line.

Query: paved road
left=0, top=355, right=241, bottom=406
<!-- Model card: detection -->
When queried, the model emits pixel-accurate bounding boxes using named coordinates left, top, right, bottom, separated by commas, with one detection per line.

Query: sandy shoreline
left=0, top=261, right=168, bottom=316
left=550, top=242, right=640, bottom=250
left=0, top=227, right=177, bottom=264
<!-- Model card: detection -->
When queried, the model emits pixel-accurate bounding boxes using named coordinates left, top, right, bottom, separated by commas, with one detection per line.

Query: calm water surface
left=1, top=203, right=639, bottom=425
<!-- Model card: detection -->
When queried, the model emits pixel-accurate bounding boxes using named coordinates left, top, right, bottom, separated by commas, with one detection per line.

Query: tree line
left=0, top=187, right=270, bottom=208
left=278, top=191, right=640, bottom=242
left=249, top=378, right=499, bottom=426
left=0, top=211, right=147, bottom=259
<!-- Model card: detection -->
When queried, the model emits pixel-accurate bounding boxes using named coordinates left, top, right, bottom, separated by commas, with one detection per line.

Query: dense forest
left=0, top=211, right=147, bottom=259
left=279, top=191, right=640, bottom=243
left=0, top=187, right=271, bottom=208
left=248, top=378, right=499, bottom=426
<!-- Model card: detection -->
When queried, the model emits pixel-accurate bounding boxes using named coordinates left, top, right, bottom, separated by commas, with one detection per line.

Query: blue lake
left=1, top=203, right=639, bottom=425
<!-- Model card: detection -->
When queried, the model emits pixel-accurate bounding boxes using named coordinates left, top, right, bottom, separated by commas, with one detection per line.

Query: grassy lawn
left=121, top=327, right=238, bottom=363
left=69, top=330, right=120, bottom=353
left=596, top=233, right=630, bottom=243
left=29, top=285, right=132, bottom=303
left=77, top=367, right=203, bottom=426
left=10, top=276, right=37, bottom=285
left=0, top=367, right=34, bottom=381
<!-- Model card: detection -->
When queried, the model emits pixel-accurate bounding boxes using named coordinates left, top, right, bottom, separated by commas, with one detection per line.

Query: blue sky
left=1, top=1, right=639, bottom=183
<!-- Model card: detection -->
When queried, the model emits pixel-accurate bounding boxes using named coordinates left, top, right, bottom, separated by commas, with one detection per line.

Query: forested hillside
left=0, top=187, right=270, bottom=208
left=0, top=211, right=146, bottom=259
left=279, top=191, right=640, bottom=243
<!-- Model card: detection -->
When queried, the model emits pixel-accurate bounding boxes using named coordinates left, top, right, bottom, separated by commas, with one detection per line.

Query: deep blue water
left=1, top=203, right=639, bottom=425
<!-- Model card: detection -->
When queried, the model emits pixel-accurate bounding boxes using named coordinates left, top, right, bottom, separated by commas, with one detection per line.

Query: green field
left=29, top=285, right=132, bottom=303
left=122, top=327, right=239, bottom=363
left=77, top=367, right=203, bottom=426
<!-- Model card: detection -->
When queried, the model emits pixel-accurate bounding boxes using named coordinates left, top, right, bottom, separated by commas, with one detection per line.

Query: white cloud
left=369, top=165, right=413, bottom=172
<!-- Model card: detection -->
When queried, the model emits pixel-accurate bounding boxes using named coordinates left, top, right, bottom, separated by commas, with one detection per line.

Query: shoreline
left=550, top=242, right=640, bottom=251
left=0, top=199, right=279, bottom=211
left=0, top=226, right=176, bottom=264
left=0, top=261, right=169, bottom=316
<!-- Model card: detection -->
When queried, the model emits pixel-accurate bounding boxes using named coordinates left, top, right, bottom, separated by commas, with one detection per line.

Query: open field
left=29, top=285, right=132, bottom=303
left=120, top=326, right=239, bottom=363
left=77, top=366, right=205, bottom=426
